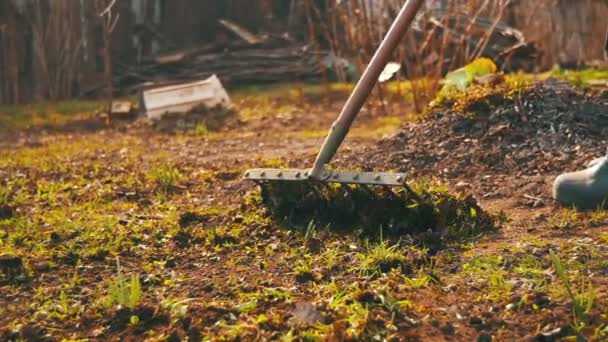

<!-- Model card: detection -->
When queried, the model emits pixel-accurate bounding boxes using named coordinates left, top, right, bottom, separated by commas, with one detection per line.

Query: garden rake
left=244, top=0, right=424, bottom=192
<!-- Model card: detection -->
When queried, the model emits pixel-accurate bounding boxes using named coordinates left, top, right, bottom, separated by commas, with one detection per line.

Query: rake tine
left=306, top=182, right=330, bottom=217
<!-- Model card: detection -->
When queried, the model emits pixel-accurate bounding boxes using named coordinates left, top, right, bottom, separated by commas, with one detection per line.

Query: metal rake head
left=243, top=168, right=408, bottom=186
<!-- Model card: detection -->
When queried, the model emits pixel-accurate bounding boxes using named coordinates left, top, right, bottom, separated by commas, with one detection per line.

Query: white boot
left=553, top=152, right=608, bottom=210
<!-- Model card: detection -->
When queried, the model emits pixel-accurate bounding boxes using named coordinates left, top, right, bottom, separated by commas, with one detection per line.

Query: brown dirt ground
left=1, top=82, right=607, bottom=341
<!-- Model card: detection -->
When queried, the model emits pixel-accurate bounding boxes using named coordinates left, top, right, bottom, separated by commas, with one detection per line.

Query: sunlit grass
left=0, top=100, right=105, bottom=133
left=548, top=66, right=608, bottom=89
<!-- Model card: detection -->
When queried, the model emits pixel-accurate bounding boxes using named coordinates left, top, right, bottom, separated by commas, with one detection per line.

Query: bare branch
left=99, top=0, right=117, bottom=17
left=110, top=13, right=121, bottom=33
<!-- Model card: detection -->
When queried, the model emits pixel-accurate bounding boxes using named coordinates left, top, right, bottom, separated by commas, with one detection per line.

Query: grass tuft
left=150, top=163, right=184, bottom=193
left=549, top=250, right=595, bottom=331
left=107, top=257, right=142, bottom=310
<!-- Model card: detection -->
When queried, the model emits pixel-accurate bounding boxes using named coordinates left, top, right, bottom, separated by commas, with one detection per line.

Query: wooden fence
left=0, top=0, right=606, bottom=105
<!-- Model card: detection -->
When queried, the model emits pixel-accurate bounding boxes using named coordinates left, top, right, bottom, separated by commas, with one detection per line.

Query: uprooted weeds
left=252, top=178, right=499, bottom=245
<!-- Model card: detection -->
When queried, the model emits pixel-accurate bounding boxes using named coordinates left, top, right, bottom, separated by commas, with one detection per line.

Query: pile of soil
left=374, top=78, right=608, bottom=181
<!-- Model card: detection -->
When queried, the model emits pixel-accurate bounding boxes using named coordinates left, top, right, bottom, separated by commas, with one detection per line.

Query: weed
left=403, top=274, right=432, bottom=289
left=549, top=250, right=595, bottom=332
left=357, top=239, right=406, bottom=277
left=294, top=254, right=315, bottom=281
left=36, top=181, right=64, bottom=206
left=463, top=255, right=511, bottom=302
left=106, top=257, right=142, bottom=309
left=595, top=320, right=608, bottom=340
left=194, top=123, right=210, bottom=136
left=598, top=261, right=608, bottom=273
left=377, top=292, right=413, bottom=322
left=317, top=282, right=370, bottom=339
left=265, top=288, right=293, bottom=301
left=318, top=247, right=344, bottom=271
left=590, top=208, right=608, bottom=226
left=513, top=255, right=547, bottom=288
left=34, top=290, right=85, bottom=321
left=151, top=163, right=184, bottom=193
left=0, top=183, right=11, bottom=204
left=160, top=297, right=191, bottom=320
left=547, top=209, right=581, bottom=230
left=235, top=299, right=258, bottom=314
left=303, top=221, right=317, bottom=241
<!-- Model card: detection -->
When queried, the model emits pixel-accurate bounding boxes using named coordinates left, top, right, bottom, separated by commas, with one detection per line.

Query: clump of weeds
left=549, top=250, right=597, bottom=336
left=255, top=178, right=498, bottom=246
left=150, top=163, right=184, bottom=194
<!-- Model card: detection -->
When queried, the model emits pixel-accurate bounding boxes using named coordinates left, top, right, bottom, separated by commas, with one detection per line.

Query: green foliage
left=161, top=297, right=191, bottom=319
left=3, top=82, right=608, bottom=340
left=0, top=100, right=103, bottom=133
left=513, top=255, right=547, bottom=288
left=151, top=163, right=184, bottom=193
left=547, top=209, right=581, bottom=230
left=402, top=274, right=432, bottom=289
left=357, top=239, right=406, bottom=277
left=441, top=57, right=497, bottom=92
left=0, top=183, right=10, bottom=204
left=235, top=299, right=258, bottom=314
left=549, top=250, right=595, bottom=328
left=34, top=290, right=85, bottom=321
left=303, top=220, right=317, bottom=242
left=549, top=66, right=608, bottom=89
left=589, top=208, right=608, bottom=226
left=107, top=258, right=142, bottom=309
left=463, top=255, right=511, bottom=302
left=194, top=123, right=210, bottom=136
left=377, top=292, right=412, bottom=322
left=294, top=254, right=314, bottom=275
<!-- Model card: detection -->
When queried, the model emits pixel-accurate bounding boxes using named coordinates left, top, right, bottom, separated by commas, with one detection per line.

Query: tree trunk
left=1, top=2, right=20, bottom=104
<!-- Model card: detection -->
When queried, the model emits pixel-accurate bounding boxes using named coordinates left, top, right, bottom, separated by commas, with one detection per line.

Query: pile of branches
left=113, top=39, right=325, bottom=95
left=366, top=78, right=608, bottom=180
left=410, top=10, right=537, bottom=74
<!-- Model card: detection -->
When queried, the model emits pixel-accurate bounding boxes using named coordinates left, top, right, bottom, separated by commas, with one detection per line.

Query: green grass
left=549, top=250, right=596, bottom=333
left=462, top=255, right=512, bottom=303
left=150, top=163, right=184, bottom=193
left=106, top=258, right=142, bottom=310
left=547, top=208, right=582, bottom=230
left=357, top=239, right=406, bottom=277
left=0, top=100, right=104, bottom=133
left=548, top=66, right=608, bottom=89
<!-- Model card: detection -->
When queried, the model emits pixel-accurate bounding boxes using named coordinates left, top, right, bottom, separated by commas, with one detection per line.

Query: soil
left=1, top=80, right=607, bottom=341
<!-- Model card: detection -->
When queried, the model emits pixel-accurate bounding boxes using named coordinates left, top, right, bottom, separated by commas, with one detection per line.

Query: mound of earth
left=373, top=78, right=608, bottom=183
